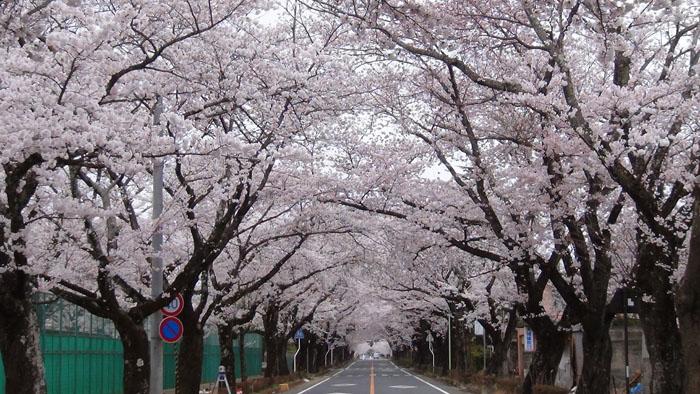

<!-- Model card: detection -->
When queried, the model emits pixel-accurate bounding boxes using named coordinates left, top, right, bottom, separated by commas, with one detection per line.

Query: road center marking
left=370, top=361, right=375, bottom=394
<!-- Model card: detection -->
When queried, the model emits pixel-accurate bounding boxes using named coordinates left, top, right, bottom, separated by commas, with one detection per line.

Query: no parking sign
left=159, top=316, right=184, bottom=343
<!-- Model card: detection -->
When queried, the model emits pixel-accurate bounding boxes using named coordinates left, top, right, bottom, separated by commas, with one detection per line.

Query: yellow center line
left=370, top=361, right=375, bottom=394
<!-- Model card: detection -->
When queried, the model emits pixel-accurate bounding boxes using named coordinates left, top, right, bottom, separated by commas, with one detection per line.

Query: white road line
left=411, top=375, right=451, bottom=394
left=298, top=361, right=365, bottom=394
left=390, top=362, right=451, bottom=394
left=296, top=378, right=331, bottom=394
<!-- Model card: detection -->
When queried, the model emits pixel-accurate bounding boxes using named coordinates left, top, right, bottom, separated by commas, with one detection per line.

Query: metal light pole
left=624, top=288, right=630, bottom=393
left=149, top=95, right=164, bottom=394
left=483, top=327, right=486, bottom=372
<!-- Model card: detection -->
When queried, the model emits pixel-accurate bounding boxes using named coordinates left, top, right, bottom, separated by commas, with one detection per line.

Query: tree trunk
left=484, top=310, right=517, bottom=376
left=218, top=324, right=237, bottom=386
left=576, top=320, right=612, bottom=394
left=459, top=323, right=471, bottom=373
left=677, top=187, right=700, bottom=394
left=0, top=285, right=47, bottom=394
left=486, top=337, right=511, bottom=376
left=239, top=331, right=249, bottom=394
left=277, top=337, right=290, bottom=376
left=176, top=310, right=204, bottom=394
left=311, top=343, right=318, bottom=373
left=263, top=333, right=277, bottom=378
left=637, top=238, right=685, bottom=394
left=521, top=317, right=567, bottom=394
left=115, top=319, right=151, bottom=394
left=262, top=304, right=279, bottom=378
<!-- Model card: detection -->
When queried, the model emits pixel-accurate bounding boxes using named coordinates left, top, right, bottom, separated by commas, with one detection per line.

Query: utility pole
left=149, top=95, right=164, bottom=394
left=482, top=326, right=486, bottom=372
left=624, top=287, right=630, bottom=393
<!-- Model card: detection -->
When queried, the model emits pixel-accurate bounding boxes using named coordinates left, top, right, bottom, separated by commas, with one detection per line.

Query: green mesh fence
left=0, top=296, right=263, bottom=394
left=163, top=332, right=263, bottom=389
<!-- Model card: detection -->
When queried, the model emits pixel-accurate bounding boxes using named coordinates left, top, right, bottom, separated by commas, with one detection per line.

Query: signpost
left=294, top=329, right=304, bottom=373
left=427, top=331, right=435, bottom=374
left=159, top=316, right=184, bottom=343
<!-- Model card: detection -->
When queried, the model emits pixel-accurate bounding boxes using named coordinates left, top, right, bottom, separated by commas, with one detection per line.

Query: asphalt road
left=291, top=359, right=468, bottom=394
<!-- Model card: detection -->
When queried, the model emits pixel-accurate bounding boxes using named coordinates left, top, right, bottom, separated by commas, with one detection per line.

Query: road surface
left=291, top=359, right=469, bottom=394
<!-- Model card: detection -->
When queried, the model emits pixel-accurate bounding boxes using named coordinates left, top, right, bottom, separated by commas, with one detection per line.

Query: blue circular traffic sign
left=159, top=316, right=184, bottom=343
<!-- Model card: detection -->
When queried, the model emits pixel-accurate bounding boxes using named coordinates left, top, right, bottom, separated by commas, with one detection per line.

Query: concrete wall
left=610, top=324, right=650, bottom=392
left=554, top=320, right=651, bottom=392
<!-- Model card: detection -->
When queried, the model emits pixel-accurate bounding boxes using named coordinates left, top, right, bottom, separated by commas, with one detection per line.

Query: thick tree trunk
left=459, top=324, right=471, bottom=373
left=218, top=324, right=237, bottom=386
left=522, top=317, right=567, bottom=394
left=0, top=283, right=47, bottom=394
left=484, top=310, right=517, bottom=376
left=576, top=321, right=612, bottom=394
left=637, top=238, right=685, bottom=394
left=677, top=188, right=700, bottom=394
left=311, top=343, right=318, bottom=373
left=262, top=304, right=279, bottom=378
left=115, top=319, right=151, bottom=394
left=263, top=333, right=277, bottom=378
left=486, top=337, right=512, bottom=376
left=277, top=337, right=291, bottom=376
left=176, top=309, right=204, bottom=394
left=239, top=332, right=248, bottom=393
left=439, top=335, right=449, bottom=375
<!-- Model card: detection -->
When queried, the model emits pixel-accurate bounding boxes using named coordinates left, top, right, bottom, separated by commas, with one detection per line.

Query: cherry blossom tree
left=308, top=0, right=698, bottom=392
left=203, top=208, right=357, bottom=388
left=2, top=0, right=243, bottom=392
left=678, top=182, right=700, bottom=393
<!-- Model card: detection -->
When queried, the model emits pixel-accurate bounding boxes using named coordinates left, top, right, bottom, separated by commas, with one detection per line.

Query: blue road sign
left=294, top=329, right=304, bottom=340
left=525, top=327, right=534, bottom=352
left=159, top=316, right=184, bottom=343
